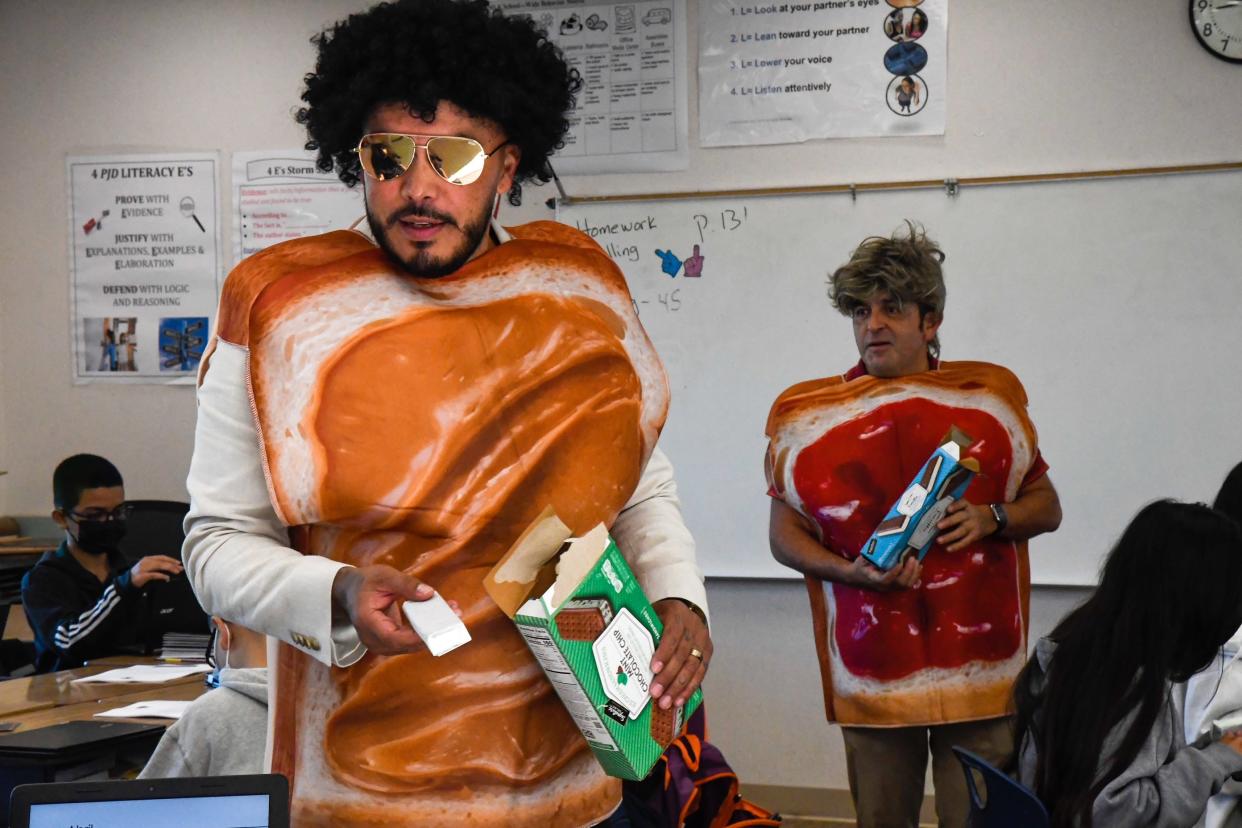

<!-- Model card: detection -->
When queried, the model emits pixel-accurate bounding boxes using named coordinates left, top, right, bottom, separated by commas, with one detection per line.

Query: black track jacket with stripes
left=21, top=542, right=144, bottom=673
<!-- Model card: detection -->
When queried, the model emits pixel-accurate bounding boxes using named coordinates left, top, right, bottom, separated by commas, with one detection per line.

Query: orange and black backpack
left=621, top=706, right=782, bottom=828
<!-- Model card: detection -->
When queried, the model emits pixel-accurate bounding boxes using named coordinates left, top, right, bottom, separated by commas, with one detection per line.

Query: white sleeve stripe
left=54, top=586, right=121, bottom=647
left=54, top=592, right=120, bottom=648
left=54, top=594, right=119, bottom=647
left=59, top=583, right=118, bottom=634
left=55, top=587, right=119, bottom=642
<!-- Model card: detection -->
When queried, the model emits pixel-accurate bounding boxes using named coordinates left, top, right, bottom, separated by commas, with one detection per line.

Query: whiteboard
left=557, top=169, right=1242, bottom=585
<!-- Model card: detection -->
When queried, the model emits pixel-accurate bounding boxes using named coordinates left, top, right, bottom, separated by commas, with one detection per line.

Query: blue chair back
left=952, top=745, right=1049, bottom=828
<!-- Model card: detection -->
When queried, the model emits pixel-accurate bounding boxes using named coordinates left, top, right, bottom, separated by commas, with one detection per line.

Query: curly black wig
left=295, top=0, right=581, bottom=205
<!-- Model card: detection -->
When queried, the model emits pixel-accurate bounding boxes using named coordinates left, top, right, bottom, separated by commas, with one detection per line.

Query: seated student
left=1181, top=461, right=1242, bottom=828
left=1013, top=500, right=1242, bottom=828
left=140, top=616, right=268, bottom=778
left=22, top=454, right=184, bottom=673
left=1215, top=461, right=1242, bottom=525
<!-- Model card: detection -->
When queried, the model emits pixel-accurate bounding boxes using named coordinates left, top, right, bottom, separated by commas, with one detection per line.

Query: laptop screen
left=12, top=775, right=287, bottom=828
left=28, top=793, right=270, bottom=828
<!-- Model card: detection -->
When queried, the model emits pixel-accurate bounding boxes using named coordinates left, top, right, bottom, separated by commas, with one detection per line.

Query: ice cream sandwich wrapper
left=484, top=507, right=703, bottom=780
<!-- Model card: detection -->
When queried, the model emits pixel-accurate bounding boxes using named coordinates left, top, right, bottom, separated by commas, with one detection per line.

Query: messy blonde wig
left=829, top=220, right=947, bottom=358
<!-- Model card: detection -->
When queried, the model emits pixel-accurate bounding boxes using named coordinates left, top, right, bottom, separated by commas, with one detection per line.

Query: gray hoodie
left=1018, top=638, right=1242, bottom=827
left=139, top=667, right=268, bottom=779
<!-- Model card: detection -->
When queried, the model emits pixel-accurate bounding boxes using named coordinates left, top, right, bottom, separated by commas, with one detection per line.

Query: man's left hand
left=650, top=599, right=712, bottom=710
left=937, top=501, right=1000, bottom=552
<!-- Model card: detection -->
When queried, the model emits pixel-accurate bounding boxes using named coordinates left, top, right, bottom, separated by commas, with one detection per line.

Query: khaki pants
left=841, top=716, right=1014, bottom=828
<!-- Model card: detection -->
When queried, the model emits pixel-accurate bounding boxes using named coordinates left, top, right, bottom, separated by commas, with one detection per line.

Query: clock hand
left=1214, top=1, right=1242, bottom=8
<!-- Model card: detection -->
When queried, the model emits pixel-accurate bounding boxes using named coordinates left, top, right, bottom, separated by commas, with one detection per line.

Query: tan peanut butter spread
left=214, top=222, right=667, bottom=826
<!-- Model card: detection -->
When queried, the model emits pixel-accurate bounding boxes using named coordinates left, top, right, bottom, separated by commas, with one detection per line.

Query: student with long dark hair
left=1215, top=461, right=1242, bottom=526
left=1013, top=500, right=1242, bottom=827
left=1180, top=462, right=1242, bottom=828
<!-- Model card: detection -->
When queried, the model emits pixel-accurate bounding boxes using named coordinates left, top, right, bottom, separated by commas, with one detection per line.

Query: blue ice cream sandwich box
left=860, top=429, right=980, bottom=570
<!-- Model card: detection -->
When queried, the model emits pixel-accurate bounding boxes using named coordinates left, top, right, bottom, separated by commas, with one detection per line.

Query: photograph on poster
left=886, top=74, right=927, bottom=116
left=158, top=317, right=207, bottom=373
left=82, top=317, right=139, bottom=373
left=884, top=7, right=927, bottom=42
left=883, top=41, right=928, bottom=75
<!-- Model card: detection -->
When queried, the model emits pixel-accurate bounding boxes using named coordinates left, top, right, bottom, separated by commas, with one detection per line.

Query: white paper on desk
left=94, top=700, right=193, bottom=720
left=71, top=664, right=213, bottom=684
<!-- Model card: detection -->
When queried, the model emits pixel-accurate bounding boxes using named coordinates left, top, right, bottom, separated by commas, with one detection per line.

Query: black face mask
left=71, top=518, right=127, bottom=556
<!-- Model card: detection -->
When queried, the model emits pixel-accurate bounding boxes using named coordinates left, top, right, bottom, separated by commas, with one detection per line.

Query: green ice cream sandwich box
left=484, top=507, right=703, bottom=781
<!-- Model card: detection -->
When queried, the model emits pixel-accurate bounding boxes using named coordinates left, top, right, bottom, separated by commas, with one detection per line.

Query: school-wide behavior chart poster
left=699, top=0, right=947, bottom=146
left=67, top=153, right=221, bottom=384
left=495, top=0, right=690, bottom=173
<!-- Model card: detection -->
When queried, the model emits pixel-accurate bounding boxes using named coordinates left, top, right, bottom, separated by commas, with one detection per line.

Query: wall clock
left=1191, top=0, right=1242, bottom=63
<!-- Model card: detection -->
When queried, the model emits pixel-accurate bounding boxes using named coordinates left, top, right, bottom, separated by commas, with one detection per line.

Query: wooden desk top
left=7, top=681, right=208, bottom=733
left=0, top=658, right=211, bottom=718
left=0, top=537, right=58, bottom=556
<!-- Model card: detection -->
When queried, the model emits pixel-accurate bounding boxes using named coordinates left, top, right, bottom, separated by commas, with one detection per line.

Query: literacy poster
left=699, top=0, right=947, bottom=146
left=231, top=150, right=364, bottom=266
left=494, top=0, right=690, bottom=173
left=67, top=153, right=221, bottom=384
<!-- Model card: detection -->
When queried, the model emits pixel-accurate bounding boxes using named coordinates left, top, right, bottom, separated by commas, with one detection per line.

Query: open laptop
left=0, top=721, right=164, bottom=762
left=112, top=500, right=211, bottom=652
left=10, top=774, right=288, bottom=828
left=143, top=573, right=211, bottom=652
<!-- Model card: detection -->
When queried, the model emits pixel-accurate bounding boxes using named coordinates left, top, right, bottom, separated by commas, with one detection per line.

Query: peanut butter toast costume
left=183, top=221, right=706, bottom=827
left=765, top=362, right=1047, bottom=726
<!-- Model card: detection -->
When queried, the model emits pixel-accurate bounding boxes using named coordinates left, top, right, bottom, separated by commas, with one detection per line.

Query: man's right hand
left=846, top=554, right=921, bottom=592
left=331, top=565, right=435, bottom=655
left=129, top=555, right=183, bottom=588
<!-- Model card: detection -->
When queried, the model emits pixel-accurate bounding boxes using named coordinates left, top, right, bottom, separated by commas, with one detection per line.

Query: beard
left=368, top=199, right=493, bottom=279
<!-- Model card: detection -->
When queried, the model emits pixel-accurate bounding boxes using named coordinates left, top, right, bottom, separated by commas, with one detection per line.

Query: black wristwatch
left=988, top=503, right=1009, bottom=535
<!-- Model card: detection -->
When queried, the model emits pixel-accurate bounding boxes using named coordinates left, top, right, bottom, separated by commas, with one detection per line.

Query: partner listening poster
left=699, top=0, right=947, bottom=146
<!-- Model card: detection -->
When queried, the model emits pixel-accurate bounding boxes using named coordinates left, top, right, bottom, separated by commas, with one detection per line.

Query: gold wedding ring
left=689, top=647, right=704, bottom=661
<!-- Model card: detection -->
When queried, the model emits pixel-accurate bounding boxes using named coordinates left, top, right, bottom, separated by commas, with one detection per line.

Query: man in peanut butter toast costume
left=182, top=2, right=711, bottom=825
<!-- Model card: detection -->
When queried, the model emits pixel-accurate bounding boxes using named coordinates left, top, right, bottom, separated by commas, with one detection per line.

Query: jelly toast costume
left=766, top=361, right=1047, bottom=725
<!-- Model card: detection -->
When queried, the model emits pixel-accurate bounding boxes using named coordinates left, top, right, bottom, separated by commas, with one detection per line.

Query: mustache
left=387, top=205, right=458, bottom=229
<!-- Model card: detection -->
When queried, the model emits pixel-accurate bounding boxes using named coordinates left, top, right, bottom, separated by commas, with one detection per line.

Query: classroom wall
left=2, top=0, right=1238, bottom=802
left=0, top=307, right=7, bottom=515
left=0, top=1, right=361, bottom=513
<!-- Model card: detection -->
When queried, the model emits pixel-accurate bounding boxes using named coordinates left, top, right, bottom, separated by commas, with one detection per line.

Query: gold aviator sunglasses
left=354, top=133, right=508, bottom=186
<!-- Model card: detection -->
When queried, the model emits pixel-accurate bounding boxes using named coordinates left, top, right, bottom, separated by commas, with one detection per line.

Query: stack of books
left=158, top=632, right=212, bottom=664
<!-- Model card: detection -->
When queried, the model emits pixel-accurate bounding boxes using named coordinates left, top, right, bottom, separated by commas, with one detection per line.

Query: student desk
left=0, top=539, right=56, bottom=624
left=4, top=680, right=207, bottom=733
left=0, top=657, right=210, bottom=723
left=0, top=539, right=59, bottom=555
left=0, top=658, right=212, bottom=825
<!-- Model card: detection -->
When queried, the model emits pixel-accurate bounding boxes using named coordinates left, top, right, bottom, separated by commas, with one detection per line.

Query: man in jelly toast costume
left=765, top=223, right=1061, bottom=827
left=182, top=2, right=711, bottom=825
